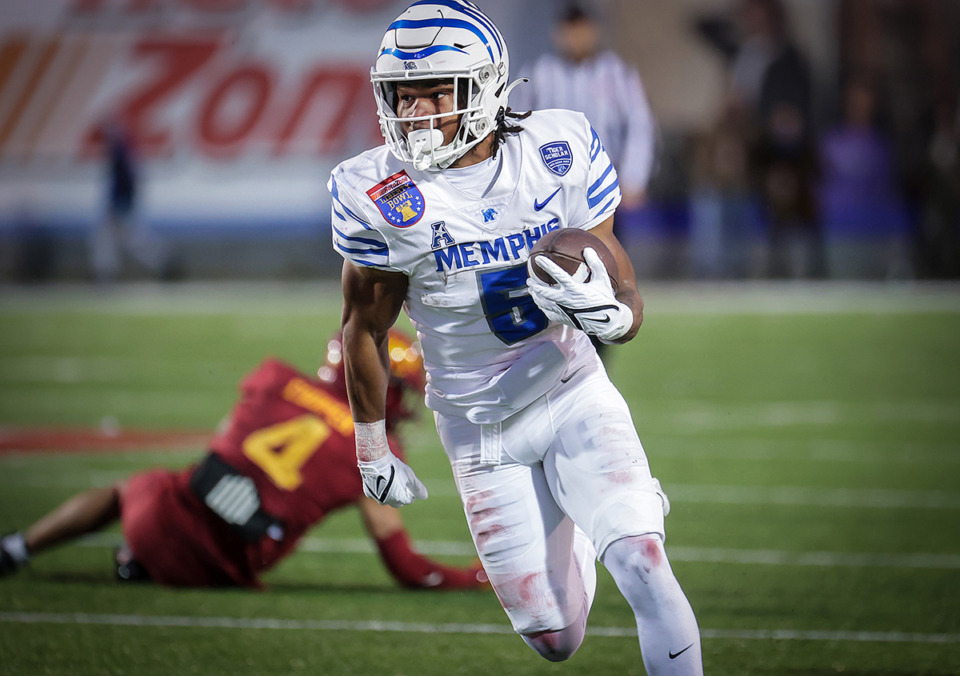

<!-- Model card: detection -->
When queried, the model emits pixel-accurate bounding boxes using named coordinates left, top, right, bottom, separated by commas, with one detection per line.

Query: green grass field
left=1, top=281, right=958, bottom=675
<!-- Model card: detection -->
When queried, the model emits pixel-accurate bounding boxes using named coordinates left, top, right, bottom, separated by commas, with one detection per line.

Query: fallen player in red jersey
left=0, top=329, right=487, bottom=591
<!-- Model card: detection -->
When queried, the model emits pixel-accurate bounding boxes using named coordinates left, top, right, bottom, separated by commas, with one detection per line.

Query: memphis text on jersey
left=431, top=218, right=560, bottom=273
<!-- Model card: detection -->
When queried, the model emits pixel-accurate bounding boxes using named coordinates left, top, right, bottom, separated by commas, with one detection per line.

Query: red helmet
left=318, top=328, right=425, bottom=428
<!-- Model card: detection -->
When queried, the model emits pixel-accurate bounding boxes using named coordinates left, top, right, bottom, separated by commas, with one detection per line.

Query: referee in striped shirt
left=513, top=2, right=656, bottom=214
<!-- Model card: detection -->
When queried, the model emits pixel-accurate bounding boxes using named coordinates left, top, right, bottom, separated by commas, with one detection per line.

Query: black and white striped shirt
left=513, top=50, right=656, bottom=198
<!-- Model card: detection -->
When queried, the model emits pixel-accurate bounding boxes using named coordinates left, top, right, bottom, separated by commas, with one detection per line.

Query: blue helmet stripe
left=409, top=0, right=504, bottom=59
left=387, top=17, right=495, bottom=63
left=378, top=44, right=468, bottom=61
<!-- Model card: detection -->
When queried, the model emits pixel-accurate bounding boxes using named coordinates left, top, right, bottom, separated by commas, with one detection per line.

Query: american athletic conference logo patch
left=366, top=171, right=425, bottom=227
left=539, top=141, right=573, bottom=176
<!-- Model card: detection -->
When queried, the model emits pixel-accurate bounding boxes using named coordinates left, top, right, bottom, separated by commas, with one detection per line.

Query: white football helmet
left=371, top=1, right=521, bottom=171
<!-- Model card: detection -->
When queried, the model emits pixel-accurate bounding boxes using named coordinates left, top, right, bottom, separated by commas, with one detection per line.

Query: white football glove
left=527, top=247, right=633, bottom=343
left=359, top=451, right=428, bottom=507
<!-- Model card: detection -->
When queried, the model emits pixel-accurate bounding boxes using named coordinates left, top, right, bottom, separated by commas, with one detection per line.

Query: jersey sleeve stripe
left=331, top=223, right=388, bottom=250
left=344, top=256, right=390, bottom=269
left=587, top=177, right=620, bottom=209
left=332, top=200, right=370, bottom=229
left=588, top=161, right=615, bottom=197
left=330, top=176, right=372, bottom=228
left=596, top=196, right=618, bottom=216
left=333, top=239, right=389, bottom=258
left=590, top=126, right=603, bottom=161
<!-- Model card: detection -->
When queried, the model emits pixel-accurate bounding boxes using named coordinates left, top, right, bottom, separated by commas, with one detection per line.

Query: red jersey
left=121, top=359, right=402, bottom=587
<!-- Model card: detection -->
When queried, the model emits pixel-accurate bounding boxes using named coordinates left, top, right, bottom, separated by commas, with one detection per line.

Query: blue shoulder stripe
left=331, top=197, right=371, bottom=229
left=588, top=161, right=615, bottom=197
left=330, top=176, right=371, bottom=229
left=349, top=258, right=390, bottom=269
left=332, top=223, right=388, bottom=251
left=334, top=240, right=389, bottom=258
left=588, top=177, right=620, bottom=210
left=597, top=196, right=617, bottom=216
left=590, top=126, right=603, bottom=162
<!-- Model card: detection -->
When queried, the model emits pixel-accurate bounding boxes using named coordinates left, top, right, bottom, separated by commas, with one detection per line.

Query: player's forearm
left=339, top=262, right=408, bottom=424
left=342, top=322, right=391, bottom=424
left=604, top=223, right=644, bottom=343
left=376, top=529, right=486, bottom=590
left=612, top=285, right=644, bottom=343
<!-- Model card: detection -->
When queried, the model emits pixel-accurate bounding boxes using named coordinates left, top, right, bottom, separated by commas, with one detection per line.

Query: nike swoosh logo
left=668, top=643, right=695, bottom=660
left=534, top=187, right=561, bottom=211
left=558, top=304, right=618, bottom=330
left=560, top=366, right=584, bottom=384
left=374, top=466, right=396, bottom=503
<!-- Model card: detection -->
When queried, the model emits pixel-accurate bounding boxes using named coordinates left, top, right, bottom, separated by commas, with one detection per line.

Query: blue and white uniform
left=331, top=109, right=668, bottom=635
left=332, top=109, right=619, bottom=423
left=330, top=4, right=702, bottom=669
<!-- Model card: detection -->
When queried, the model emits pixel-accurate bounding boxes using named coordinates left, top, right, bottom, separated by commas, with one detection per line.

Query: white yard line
left=72, top=533, right=960, bottom=570
left=4, top=470, right=956, bottom=509
left=666, top=484, right=960, bottom=509
left=0, top=611, right=956, bottom=644
left=424, top=482, right=960, bottom=509
left=652, top=400, right=960, bottom=431
left=652, top=438, right=960, bottom=465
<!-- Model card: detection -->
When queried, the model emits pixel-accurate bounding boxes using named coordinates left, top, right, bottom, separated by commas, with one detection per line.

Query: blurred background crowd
left=0, top=0, right=958, bottom=283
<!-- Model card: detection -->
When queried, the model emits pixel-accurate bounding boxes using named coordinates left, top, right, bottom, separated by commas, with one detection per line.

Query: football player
left=0, top=329, right=487, bottom=591
left=330, top=2, right=702, bottom=673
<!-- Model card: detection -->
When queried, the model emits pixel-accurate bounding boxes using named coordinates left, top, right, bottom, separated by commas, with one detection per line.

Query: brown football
left=529, top=228, right=620, bottom=290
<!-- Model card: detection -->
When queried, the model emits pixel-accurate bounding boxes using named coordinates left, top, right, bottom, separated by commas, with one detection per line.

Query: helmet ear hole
left=478, top=65, right=495, bottom=84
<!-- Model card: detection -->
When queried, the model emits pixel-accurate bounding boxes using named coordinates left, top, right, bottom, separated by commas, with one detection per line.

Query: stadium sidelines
left=69, top=533, right=960, bottom=570
left=0, top=611, right=957, bottom=644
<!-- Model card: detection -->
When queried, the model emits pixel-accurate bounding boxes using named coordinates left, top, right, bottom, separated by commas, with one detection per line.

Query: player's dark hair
left=560, top=2, right=593, bottom=24
left=491, top=107, right=531, bottom=157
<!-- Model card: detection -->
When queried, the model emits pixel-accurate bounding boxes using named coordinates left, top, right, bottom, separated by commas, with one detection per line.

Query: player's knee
left=604, top=534, right=683, bottom=617
left=605, top=533, right=669, bottom=583
left=522, top=627, right=584, bottom=662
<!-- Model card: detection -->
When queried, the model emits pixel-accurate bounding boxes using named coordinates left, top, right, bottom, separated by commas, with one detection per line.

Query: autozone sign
left=0, top=1, right=394, bottom=164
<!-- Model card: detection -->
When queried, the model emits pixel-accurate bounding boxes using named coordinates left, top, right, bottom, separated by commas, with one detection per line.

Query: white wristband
left=354, top=419, right=389, bottom=462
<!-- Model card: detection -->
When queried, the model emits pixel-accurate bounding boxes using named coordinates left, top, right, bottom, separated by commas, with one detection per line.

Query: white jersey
left=329, top=109, right=621, bottom=422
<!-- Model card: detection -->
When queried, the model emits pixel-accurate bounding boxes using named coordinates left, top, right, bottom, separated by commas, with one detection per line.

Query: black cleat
left=114, top=546, right=151, bottom=582
left=0, top=534, right=26, bottom=577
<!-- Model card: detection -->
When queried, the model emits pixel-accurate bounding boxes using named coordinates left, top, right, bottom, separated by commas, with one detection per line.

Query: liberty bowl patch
left=366, top=171, right=425, bottom=227
left=539, top=141, right=573, bottom=176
